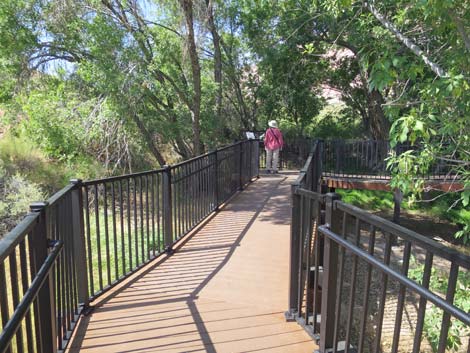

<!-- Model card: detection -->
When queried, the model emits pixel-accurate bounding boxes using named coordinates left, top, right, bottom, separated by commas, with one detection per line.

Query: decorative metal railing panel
left=0, top=139, right=260, bottom=353
left=0, top=183, right=85, bottom=353
left=289, top=139, right=470, bottom=353
left=322, top=139, right=453, bottom=180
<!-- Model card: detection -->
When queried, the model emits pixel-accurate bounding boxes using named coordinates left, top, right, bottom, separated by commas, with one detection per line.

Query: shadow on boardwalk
left=67, top=174, right=317, bottom=353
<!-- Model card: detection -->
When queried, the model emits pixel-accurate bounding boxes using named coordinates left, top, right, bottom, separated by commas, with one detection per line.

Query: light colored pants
left=266, top=148, right=280, bottom=172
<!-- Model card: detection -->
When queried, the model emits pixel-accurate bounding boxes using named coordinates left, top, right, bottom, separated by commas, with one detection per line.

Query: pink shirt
left=264, top=128, right=284, bottom=150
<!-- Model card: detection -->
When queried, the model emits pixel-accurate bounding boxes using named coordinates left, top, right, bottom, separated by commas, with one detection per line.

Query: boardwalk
left=67, top=174, right=317, bottom=353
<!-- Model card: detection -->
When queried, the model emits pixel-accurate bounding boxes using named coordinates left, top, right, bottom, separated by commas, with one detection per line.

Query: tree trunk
left=366, top=89, right=390, bottom=140
left=206, top=0, right=223, bottom=121
left=131, top=114, right=166, bottom=166
left=180, top=0, right=202, bottom=156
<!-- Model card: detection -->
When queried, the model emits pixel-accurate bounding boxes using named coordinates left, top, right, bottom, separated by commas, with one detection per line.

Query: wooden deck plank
left=67, top=174, right=317, bottom=353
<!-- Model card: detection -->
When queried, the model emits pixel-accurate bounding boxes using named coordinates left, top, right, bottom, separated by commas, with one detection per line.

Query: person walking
left=263, top=120, right=284, bottom=173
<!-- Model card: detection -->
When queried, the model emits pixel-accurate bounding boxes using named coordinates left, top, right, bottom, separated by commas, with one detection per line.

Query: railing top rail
left=171, top=150, right=215, bottom=169
left=83, top=168, right=165, bottom=186
left=82, top=139, right=257, bottom=186
left=0, top=212, right=39, bottom=264
left=336, top=201, right=470, bottom=269
left=295, top=187, right=326, bottom=202
left=46, top=183, right=75, bottom=206
left=318, top=225, right=470, bottom=326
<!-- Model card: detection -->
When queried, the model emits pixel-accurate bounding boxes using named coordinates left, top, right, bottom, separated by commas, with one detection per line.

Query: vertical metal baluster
left=84, top=187, right=94, bottom=295
left=304, top=198, right=314, bottom=326
left=437, top=262, right=459, bottom=353
left=103, top=183, right=111, bottom=285
left=189, top=164, right=194, bottom=227
left=373, top=233, right=393, bottom=353
left=192, top=163, right=197, bottom=225
left=133, top=177, right=138, bottom=266
left=157, top=173, right=161, bottom=252
left=66, top=195, right=74, bottom=332
left=145, top=175, right=150, bottom=260
left=127, top=178, right=132, bottom=271
left=19, top=240, right=34, bottom=352
left=358, top=225, right=376, bottom=352
left=297, top=195, right=305, bottom=317
left=111, top=182, right=118, bottom=280
left=124, top=178, right=133, bottom=273
left=333, top=211, right=347, bottom=352
left=151, top=174, right=156, bottom=257
left=171, top=168, right=176, bottom=244
left=206, top=157, right=210, bottom=215
left=344, top=218, right=361, bottom=353
left=200, top=159, right=204, bottom=219
left=119, top=181, right=125, bottom=276
left=178, top=168, right=182, bottom=237
left=140, top=176, right=144, bottom=264
left=63, top=197, right=70, bottom=333
left=183, top=166, right=187, bottom=233
left=312, top=199, right=321, bottom=334
left=94, top=184, right=103, bottom=290
left=9, top=251, right=24, bottom=353
left=0, top=261, right=12, bottom=353
left=58, top=203, right=67, bottom=342
left=27, top=231, right=40, bottom=353
left=391, top=240, right=412, bottom=353
left=68, top=193, right=78, bottom=323
left=68, top=192, right=78, bottom=318
left=55, top=209, right=62, bottom=346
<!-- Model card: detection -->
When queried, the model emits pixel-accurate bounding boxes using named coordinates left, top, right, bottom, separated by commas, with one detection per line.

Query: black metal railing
left=289, top=140, right=470, bottom=353
left=259, top=138, right=313, bottom=170
left=81, top=140, right=259, bottom=300
left=0, top=139, right=259, bottom=352
left=322, top=139, right=453, bottom=180
left=0, top=183, right=87, bottom=353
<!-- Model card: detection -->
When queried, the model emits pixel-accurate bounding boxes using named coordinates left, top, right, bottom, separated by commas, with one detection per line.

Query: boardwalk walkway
left=67, top=174, right=317, bottom=353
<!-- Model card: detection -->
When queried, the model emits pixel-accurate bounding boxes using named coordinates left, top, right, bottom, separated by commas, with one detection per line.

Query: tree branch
left=364, top=1, right=448, bottom=77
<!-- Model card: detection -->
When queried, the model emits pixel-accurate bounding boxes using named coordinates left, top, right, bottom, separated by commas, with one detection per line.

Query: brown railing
left=289, top=139, right=470, bottom=353
left=0, top=139, right=259, bottom=353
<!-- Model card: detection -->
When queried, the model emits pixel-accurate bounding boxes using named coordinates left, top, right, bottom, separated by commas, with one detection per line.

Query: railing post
left=162, top=165, right=174, bottom=254
left=248, top=140, right=253, bottom=180
left=286, top=183, right=301, bottom=320
left=319, top=193, right=341, bottom=352
left=255, top=140, right=260, bottom=178
left=29, top=201, right=57, bottom=353
left=70, top=179, right=90, bottom=310
left=213, top=150, right=220, bottom=211
left=238, top=142, right=244, bottom=190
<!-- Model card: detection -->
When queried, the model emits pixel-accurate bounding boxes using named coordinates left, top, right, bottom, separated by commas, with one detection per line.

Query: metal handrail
left=0, top=213, right=38, bottom=264
left=336, top=201, right=470, bottom=269
left=0, top=241, right=63, bottom=353
left=318, top=225, right=470, bottom=326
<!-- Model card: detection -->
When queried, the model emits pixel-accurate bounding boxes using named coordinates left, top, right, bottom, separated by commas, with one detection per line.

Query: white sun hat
left=268, top=120, right=278, bottom=128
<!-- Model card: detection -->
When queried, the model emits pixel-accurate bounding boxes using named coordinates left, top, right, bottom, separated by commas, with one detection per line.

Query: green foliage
left=409, top=259, right=470, bottom=351
left=0, top=133, right=69, bottom=191
left=304, top=104, right=363, bottom=139
left=0, top=160, right=44, bottom=235
left=336, top=189, right=396, bottom=211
